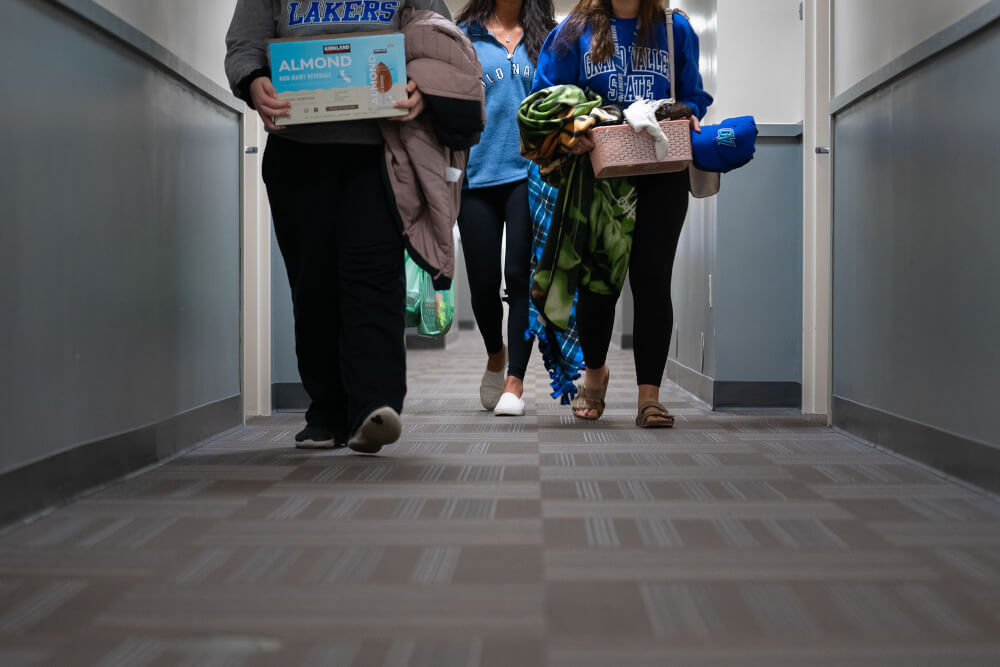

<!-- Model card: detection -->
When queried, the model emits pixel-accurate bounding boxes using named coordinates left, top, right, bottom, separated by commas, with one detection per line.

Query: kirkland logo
left=323, top=44, right=351, bottom=54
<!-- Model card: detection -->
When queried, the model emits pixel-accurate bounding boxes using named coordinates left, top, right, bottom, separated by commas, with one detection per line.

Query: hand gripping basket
left=589, top=9, right=692, bottom=179
left=590, top=118, right=692, bottom=178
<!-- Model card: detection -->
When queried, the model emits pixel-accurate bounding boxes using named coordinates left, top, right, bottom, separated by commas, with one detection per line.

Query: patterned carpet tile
left=1, top=335, right=999, bottom=665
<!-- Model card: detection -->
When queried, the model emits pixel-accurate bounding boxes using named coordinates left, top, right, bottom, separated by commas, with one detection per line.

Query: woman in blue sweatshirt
left=456, top=0, right=556, bottom=417
left=532, top=0, right=713, bottom=427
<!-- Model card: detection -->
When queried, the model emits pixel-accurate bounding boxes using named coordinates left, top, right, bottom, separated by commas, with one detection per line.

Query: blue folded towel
left=691, top=116, right=758, bottom=173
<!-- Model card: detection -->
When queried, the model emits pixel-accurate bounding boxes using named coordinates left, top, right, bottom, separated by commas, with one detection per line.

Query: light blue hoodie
left=462, top=21, right=535, bottom=189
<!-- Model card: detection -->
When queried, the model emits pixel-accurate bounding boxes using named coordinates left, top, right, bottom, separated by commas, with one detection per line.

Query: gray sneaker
left=347, top=407, right=402, bottom=455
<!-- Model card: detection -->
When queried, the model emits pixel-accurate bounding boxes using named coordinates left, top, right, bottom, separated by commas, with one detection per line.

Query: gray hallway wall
left=272, top=227, right=299, bottom=386
left=831, top=5, right=1000, bottom=491
left=714, top=135, right=803, bottom=389
left=662, top=0, right=806, bottom=409
left=0, top=0, right=243, bottom=523
left=665, top=0, right=719, bottom=402
left=666, top=133, right=804, bottom=408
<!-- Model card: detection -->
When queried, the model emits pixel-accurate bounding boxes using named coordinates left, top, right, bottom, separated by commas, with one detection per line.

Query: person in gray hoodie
left=225, top=0, right=450, bottom=454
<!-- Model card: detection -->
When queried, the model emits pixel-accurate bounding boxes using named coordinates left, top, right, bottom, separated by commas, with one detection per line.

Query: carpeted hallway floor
left=1, top=335, right=999, bottom=666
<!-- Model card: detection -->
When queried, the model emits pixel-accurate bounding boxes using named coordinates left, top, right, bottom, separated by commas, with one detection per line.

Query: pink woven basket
left=589, top=119, right=692, bottom=178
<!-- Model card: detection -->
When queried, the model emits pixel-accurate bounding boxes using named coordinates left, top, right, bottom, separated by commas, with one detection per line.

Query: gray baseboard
left=0, top=396, right=241, bottom=527
left=666, top=358, right=714, bottom=406
left=833, top=396, right=1000, bottom=495
left=406, top=333, right=447, bottom=350
left=666, top=359, right=801, bottom=409
left=272, top=382, right=309, bottom=411
left=406, top=326, right=460, bottom=350
left=715, top=382, right=802, bottom=409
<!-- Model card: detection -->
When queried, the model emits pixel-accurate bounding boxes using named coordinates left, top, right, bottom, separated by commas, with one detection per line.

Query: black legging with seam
left=456, top=179, right=534, bottom=380
left=576, top=170, right=689, bottom=386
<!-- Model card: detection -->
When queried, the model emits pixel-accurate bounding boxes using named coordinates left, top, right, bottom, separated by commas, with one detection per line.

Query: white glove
left=624, top=99, right=670, bottom=160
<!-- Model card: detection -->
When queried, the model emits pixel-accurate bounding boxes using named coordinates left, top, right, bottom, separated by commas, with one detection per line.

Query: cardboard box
left=267, top=32, right=407, bottom=125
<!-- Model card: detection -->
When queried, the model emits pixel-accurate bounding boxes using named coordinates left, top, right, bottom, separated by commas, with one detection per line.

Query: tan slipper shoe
left=636, top=401, right=675, bottom=428
left=571, top=369, right=610, bottom=421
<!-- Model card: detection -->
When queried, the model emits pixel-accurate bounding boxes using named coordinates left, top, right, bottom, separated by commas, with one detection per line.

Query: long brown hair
left=558, top=0, right=664, bottom=63
left=455, top=0, right=557, bottom=63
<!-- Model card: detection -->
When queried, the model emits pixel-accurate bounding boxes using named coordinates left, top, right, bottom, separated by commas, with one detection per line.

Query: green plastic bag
left=419, top=275, right=454, bottom=336
left=404, top=251, right=454, bottom=336
left=404, top=252, right=423, bottom=328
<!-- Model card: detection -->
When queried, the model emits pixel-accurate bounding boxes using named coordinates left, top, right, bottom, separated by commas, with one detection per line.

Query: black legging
left=576, top=170, right=689, bottom=386
left=456, top=180, right=534, bottom=380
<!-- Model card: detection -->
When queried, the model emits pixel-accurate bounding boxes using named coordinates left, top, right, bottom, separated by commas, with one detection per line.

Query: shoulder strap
left=664, top=9, right=676, bottom=103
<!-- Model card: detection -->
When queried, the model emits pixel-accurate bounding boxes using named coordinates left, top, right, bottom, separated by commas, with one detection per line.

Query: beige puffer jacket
left=380, top=9, right=485, bottom=289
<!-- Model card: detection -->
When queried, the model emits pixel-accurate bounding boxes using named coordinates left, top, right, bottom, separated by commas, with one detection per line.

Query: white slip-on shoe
left=347, top=406, right=402, bottom=455
left=493, top=392, right=525, bottom=417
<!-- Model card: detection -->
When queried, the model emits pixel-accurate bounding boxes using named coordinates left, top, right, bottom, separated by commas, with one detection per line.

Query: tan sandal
left=636, top=401, right=675, bottom=428
left=571, top=369, right=610, bottom=420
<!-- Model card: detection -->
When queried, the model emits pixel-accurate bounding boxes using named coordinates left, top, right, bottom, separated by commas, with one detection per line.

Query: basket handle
left=665, top=9, right=676, bottom=104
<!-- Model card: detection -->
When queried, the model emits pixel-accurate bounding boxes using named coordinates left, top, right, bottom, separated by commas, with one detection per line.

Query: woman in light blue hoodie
left=456, top=0, right=556, bottom=417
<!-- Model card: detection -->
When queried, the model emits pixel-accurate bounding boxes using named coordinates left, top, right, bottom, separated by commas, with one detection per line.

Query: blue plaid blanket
left=525, top=163, right=585, bottom=404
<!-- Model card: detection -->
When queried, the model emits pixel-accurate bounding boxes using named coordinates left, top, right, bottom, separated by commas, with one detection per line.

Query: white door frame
left=241, top=113, right=272, bottom=418
left=802, top=0, right=832, bottom=418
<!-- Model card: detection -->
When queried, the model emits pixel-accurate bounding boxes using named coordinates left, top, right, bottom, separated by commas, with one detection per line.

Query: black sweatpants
left=263, top=135, right=406, bottom=442
left=576, top=170, right=689, bottom=387
left=456, top=180, right=534, bottom=380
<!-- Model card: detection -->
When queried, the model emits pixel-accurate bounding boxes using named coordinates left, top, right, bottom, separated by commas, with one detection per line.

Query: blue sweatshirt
left=532, top=13, right=713, bottom=119
left=462, top=22, right=535, bottom=189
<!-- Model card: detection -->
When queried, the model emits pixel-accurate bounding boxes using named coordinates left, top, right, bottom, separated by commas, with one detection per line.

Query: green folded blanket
left=517, top=85, right=637, bottom=331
